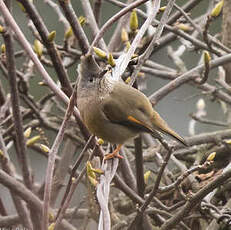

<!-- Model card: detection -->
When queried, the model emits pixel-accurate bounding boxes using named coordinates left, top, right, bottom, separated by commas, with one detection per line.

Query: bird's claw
left=104, top=151, right=123, bottom=160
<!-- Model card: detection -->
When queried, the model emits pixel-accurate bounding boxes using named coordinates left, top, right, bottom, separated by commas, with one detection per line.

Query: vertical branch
left=0, top=198, right=7, bottom=216
left=130, top=0, right=174, bottom=85
left=55, top=135, right=94, bottom=222
left=2, top=2, right=44, bottom=227
left=222, top=0, right=231, bottom=84
left=50, top=139, right=77, bottom=206
left=0, top=0, right=93, bottom=171
left=93, top=0, right=102, bottom=26
left=81, top=0, right=107, bottom=51
left=113, top=0, right=160, bottom=80
left=119, top=148, right=137, bottom=191
left=0, top=80, right=6, bottom=107
left=134, top=136, right=145, bottom=230
left=3, top=8, right=32, bottom=192
left=134, top=136, right=144, bottom=198
left=58, top=0, right=90, bottom=54
left=18, top=0, right=73, bottom=96
left=0, top=1, right=82, bottom=119
left=0, top=1, right=70, bottom=108
left=0, top=131, right=33, bottom=229
left=89, top=0, right=149, bottom=54
left=108, top=0, right=133, bottom=52
left=42, top=87, right=77, bottom=230
left=54, top=140, right=96, bottom=230
left=2, top=4, right=42, bottom=228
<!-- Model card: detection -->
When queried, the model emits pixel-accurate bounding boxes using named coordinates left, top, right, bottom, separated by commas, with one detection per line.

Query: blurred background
left=0, top=0, right=226, bottom=227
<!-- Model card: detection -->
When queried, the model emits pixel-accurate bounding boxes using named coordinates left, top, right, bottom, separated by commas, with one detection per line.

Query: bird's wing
left=101, top=82, right=187, bottom=146
left=101, top=83, right=153, bottom=133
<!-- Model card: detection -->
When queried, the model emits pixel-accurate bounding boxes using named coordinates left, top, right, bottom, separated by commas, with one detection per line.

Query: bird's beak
left=152, top=110, right=187, bottom=146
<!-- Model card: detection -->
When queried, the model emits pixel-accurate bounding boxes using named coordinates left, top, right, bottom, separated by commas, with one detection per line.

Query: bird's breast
left=78, top=97, right=138, bottom=144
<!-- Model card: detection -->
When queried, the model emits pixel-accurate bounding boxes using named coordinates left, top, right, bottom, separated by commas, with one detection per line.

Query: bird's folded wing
left=102, top=97, right=153, bottom=133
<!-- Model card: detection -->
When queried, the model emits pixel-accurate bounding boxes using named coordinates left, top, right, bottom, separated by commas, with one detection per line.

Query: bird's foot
left=104, top=144, right=123, bottom=160
left=104, top=151, right=124, bottom=160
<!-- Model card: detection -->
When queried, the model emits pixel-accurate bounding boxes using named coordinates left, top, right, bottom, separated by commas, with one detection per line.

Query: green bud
left=93, top=47, right=107, bottom=59
left=33, top=39, right=43, bottom=58
left=130, top=9, right=138, bottom=31
left=108, top=53, right=115, bottom=67
left=48, top=31, right=56, bottom=42
left=211, top=0, right=224, bottom=17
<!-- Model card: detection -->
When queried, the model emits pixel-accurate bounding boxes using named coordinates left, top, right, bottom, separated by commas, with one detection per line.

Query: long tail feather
left=151, top=111, right=188, bottom=146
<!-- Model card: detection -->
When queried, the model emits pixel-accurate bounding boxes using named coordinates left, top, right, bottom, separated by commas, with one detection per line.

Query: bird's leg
left=104, top=144, right=123, bottom=160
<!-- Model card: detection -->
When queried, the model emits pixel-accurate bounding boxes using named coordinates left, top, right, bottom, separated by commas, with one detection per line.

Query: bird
left=77, top=54, right=187, bottom=159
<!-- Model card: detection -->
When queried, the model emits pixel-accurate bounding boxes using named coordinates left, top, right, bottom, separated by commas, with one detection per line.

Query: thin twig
left=88, top=0, right=149, bottom=54
left=168, top=0, right=204, bottom=25
left=0, top=169, right=43, bottom=212
left=42, top=86, right=77, bottom=230
left=0, top=1, right=83, bottom=119
left=106, top=0, right=228, bottom=55
left=0, top=130, right=33, bottom=229
left=107, top=0, right=131, bottom=52
left=161, top=168, right=231, bottom=229
left=118, top=148, right=137, bottom=191
left=18, top=0, right=73, bottom=96
left=58, top=0, right=89, bottom=54
left=54, top=145, right=96, bottom=230
left=173, top=3, right=201, bottom=33
left=111, top=0, right=160, bottom=83
left=55, top=135, right=95, bottom=228
left=190, top=114, right=228, bottom=127
left=56, top=134, right=94, bottom=219
left=93, top=0, right=102, bottom=26
left=81, top=0, right=107, bottom=51
left=130, top=0, right=174, bottom=85
left=142, top=142, right=173, bottom=211
left=149, top=52, right=231, bottom=105
left=0, top=169, right=76, bottom=229
left=160, top=162, right=211, bottom=193
left=2, top=14, right=42, bottom=229
left=44, top=0, right=69, bottom=30
left=50, top=139, right=78, bottom=206
left=203, top=16, right=213, bottom=51
left=128, top=136, right=176, bottom=228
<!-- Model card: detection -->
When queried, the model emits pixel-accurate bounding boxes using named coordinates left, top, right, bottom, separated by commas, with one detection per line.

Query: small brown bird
left=77, top=55, right=187, bottom=159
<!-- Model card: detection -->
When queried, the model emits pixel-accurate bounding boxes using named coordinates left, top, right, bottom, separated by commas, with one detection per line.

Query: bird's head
left=77, top=54, right=102, bottom=90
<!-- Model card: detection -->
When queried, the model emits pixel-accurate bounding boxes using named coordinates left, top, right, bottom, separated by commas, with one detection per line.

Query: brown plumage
left=77, top=55, right=187, bottom=158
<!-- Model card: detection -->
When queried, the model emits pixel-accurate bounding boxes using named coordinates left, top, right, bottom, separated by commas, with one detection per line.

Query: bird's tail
left=151, top=110, right=187, bottom=146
